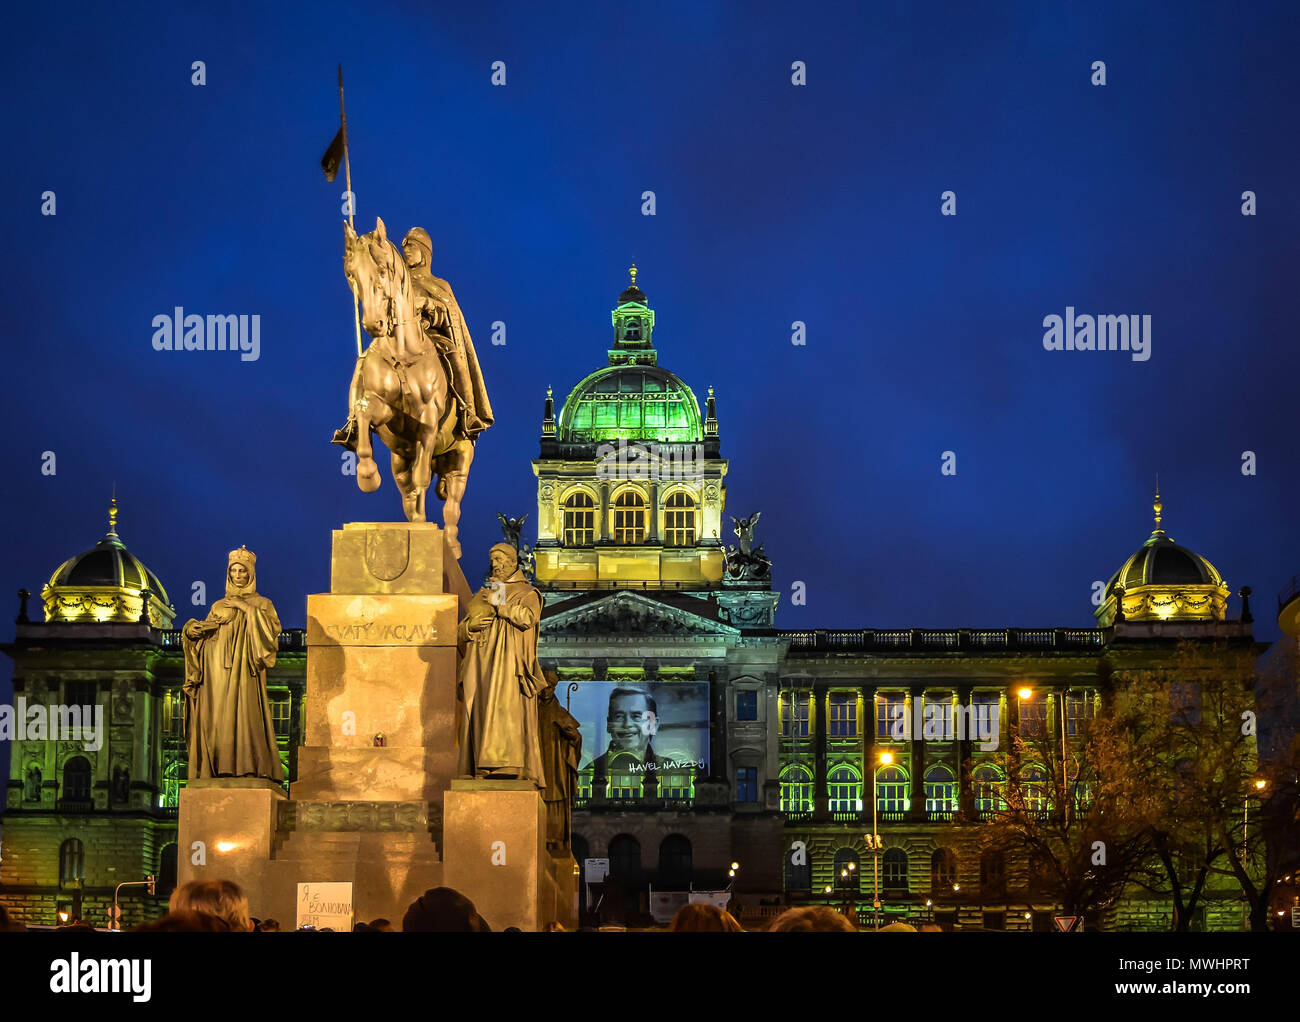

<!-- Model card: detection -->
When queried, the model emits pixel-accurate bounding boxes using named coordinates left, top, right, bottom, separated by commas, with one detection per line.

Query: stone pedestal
left=177, top=522, right=569, bottom=930
left=442, top=779, right=575, bottom=931
left=293, top=522, right=468, bottom=805
left=177, top=779, right=287, bottom=924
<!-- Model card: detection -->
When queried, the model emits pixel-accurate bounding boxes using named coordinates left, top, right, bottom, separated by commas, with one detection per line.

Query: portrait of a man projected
left=570, top=683, right=708, bottom=778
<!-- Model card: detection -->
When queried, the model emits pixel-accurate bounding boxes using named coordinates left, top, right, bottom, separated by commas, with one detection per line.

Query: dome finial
left=628, top=263, right=637, bottom=287
left=1153, top=476, right=1163, bottom=534
left=107, top=492, right=119, bottom=537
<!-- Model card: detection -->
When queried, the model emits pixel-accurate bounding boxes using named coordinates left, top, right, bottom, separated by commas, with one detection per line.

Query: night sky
left=3, top=0, right=1299, bottom=712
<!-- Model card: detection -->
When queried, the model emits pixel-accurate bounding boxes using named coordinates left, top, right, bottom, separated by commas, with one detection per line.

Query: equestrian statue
left=331, top=217, right=493, bottom=558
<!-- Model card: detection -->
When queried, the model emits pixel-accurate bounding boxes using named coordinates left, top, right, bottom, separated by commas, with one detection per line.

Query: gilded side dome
left=42, top=498, right=176, bottom=627
left=1095, top=490, right=1228, bottom=626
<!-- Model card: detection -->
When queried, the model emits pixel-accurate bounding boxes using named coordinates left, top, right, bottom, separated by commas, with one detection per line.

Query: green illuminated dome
left=557, top=364, right=704, bottom=443
left=553, top=266, right=706, bottom=444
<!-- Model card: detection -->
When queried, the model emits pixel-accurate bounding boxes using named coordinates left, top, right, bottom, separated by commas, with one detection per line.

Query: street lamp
left=868, top=751, right=894, bottom=930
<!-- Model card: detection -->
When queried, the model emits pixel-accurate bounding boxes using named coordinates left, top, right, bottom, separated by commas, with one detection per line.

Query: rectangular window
left=735, top=690, right=758, bottom=721
left=271, top=695, right=292, bottom=738
left=922, top=693, right=954, bottom=740
left=828, top=693, right=857, bottom=737
left=781, top=693, right=810, bottom=738
left=971, top=692, right=1000, bottom=741
left=163, top=691, right=185, bottom=741
left=736, top=767, right=758, bottom=803
left=1065, top=691, right=1095, bottom=736
left=65, top=681, right=98, bottom=708
left=876, top=693, right=906, bottom=739
left=1019, top=693, right=1047, bottom=736
left=660, top=775, right=694, bottom=800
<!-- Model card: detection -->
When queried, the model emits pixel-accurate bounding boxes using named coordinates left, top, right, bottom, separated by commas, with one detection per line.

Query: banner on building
left=568, top=681, right=709, bottom=777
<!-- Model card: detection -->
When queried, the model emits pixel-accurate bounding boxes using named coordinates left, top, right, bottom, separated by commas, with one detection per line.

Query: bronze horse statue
left=339, top=217, right=477, bottom=558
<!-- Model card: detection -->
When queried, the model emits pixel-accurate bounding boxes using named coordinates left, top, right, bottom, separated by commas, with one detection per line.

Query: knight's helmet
left=403, top=227, right=433, bottom=269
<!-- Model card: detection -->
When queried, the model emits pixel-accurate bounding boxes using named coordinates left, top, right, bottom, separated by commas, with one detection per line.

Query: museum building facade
left=0, top=271, right=1278, bottom=930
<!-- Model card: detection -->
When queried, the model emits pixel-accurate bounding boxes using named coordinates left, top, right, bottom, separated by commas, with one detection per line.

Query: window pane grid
left=664, top=491, right=697, bottom=547
left=563, top=491, right=595, bottom=546
left=613, top=491, right=647, bottom=544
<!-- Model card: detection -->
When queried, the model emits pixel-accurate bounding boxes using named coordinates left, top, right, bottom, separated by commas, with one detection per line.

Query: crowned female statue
left=181, top=546, right=284, bottom=782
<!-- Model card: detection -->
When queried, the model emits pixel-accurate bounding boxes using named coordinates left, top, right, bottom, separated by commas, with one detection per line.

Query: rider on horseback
left=333, top=226, right=492, bottom=449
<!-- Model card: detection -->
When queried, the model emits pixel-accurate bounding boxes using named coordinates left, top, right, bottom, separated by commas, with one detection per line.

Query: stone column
left=956, top=683, right=973, bottom=817
left=599, top=481, right=611, bottom=542
left=860, top=683, right=877, bottom=816
left=813, top=684, right=829, bottom=820
left=908, top=685, right=926, bottom=822
left=708, top=669, right=727, bottom=782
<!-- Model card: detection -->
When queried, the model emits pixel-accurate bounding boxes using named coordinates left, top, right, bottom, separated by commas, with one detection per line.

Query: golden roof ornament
left=628, top=264, right=638, bottom=287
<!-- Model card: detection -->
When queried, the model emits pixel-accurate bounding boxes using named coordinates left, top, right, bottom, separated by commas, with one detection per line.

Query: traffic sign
left=1053, top=915, right=1081, bottom=932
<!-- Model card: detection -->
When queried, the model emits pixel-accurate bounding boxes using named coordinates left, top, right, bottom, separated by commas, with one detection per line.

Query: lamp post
left=868, top=751, right=893, bottom=930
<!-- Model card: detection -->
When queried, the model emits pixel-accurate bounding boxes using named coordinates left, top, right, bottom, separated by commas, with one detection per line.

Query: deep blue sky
left=2, top=0, right=1298, bottom=684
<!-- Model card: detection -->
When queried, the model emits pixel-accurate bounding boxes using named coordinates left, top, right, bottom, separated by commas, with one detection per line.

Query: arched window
left=780, top=764, right=813, bottom=813
left=882, top=848, right=909, bottom=894
left=1020, top=764, right=1048, bottom=814
left=833, top=848, right=860, bottom=892
left=623, top=317, right=642, bottom=342
left=158, top=843, right=178, bottom=899
left=608, top=834, right=642, bottom=880
left=658, top=835, right=692, bottom=888
left=875, top=766, right=910, bottom=813
left=613, top=490, right=647, bottom=544
left=924, top=765, right=956, bottom=816
left=930, top=848, right=958, bottom=895
left=62, top=757, right=91, bottom=804
left=562, top=490, right=595, bottom=546
left=827, top=765, right=862, bottom=813
left=980, top=849, right=1006, bottom=895
left=663, top=491, right=697, bottom=547
left=973, top=764, right=1004, bottom=816
left=59, top=838, right=84, bottom=888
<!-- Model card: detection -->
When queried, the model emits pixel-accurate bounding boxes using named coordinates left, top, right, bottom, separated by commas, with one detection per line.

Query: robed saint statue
left=456, top=543, right=546, bottom=787
left=182, top=547, right=284, bottom=782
